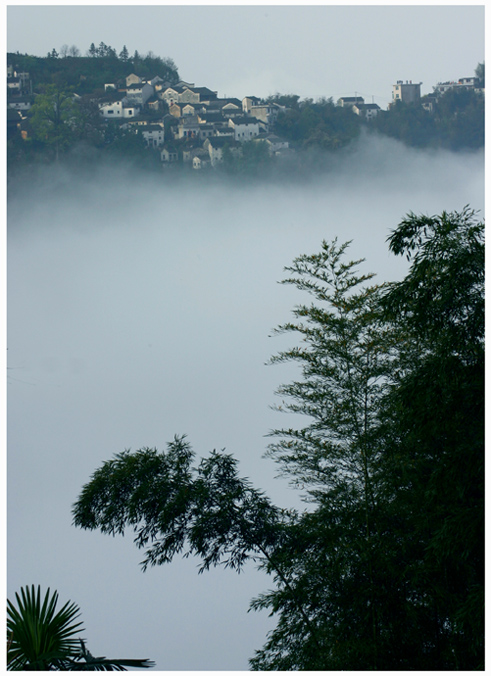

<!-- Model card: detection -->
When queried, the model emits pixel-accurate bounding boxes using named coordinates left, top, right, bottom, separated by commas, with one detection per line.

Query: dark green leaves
left=7, top=585, right=84, bottom=670
left=73, top=435, right=285, bottom=573
left=7, top=585, right=155, bottom=670
left=267, top=239, right=394, bottom=499
left=384, top=206, right=484, bottom=360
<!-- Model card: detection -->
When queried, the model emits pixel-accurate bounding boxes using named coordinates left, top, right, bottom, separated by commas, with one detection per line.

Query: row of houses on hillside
left=7, top=64, right=484, bottom=167
left=95, top=73, right=294, bottom=165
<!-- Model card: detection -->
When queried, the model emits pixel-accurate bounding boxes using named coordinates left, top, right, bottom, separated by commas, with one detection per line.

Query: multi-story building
left=392, top=81, right=422, bottom=105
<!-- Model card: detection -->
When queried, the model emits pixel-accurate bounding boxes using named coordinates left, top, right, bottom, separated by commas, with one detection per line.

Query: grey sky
left=7, top=4, right=484, bottom=105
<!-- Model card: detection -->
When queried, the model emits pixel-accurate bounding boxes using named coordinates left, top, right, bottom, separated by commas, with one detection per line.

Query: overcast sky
left=6, top=4, right=485, bottom=105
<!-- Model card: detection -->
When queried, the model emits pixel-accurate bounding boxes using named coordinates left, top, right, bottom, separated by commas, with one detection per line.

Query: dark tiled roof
left=191, top=87, right=217, bottom=97
left=206, top=136, right=240, bottom=149
left=230, top=116, right=260, bottom=125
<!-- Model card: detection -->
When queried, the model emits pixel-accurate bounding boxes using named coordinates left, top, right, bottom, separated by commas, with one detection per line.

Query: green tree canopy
left=28, top=85, right=82, bottom=160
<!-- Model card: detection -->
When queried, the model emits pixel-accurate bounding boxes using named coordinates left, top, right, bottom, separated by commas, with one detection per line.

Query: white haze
left=7, top=134, right=484, bottom=670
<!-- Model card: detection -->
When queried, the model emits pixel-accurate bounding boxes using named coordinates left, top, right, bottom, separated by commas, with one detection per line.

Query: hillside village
left=7, top=55, right=485, bottom=171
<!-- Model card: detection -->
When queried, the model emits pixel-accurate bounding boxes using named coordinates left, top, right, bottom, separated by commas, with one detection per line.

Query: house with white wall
left=141, top=125, right=165, bottom=148
left=253, top=134, right=289, bottom=155
left=161, top=146, right=179, bottom=163
left=7, top=77, right=22, bottom=93
left=8, top=96, right=32, bottom=112
left=192, top=151, right=211, bottom=170
left=203, top=137, right=242, bottom=166
left=242, top=98, right=280, bottom=126
left=99, top=98, right=125, bottom=118
left=392, top=81, right=421, bottom=104
left=228, top=116, right=260, bottom=141
left=99, top=97, right=139, bottom=119
left=338, top=96, right=365, bottom=107
left=159, top=86, right=184, bottom=106
left=176, top=115, right=201, bottom=139
left=352, top=102, right=381, bottom=119
left=433, top=77, right=480, bottom=96
left=125, top=82, right=154, bottom=106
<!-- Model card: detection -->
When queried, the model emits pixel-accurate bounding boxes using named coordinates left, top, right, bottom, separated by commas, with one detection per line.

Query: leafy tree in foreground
left=378, top=207, right=485, bottom=668
left=251, top=207, right=484, bottom=670
left=7, top=585, right=154, bottom=670
left=73, top=207, right=484, bottom=670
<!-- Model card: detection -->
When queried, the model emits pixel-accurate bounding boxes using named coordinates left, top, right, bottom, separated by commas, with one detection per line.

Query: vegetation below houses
left=371, top=88, right=485, bottom=150
left=267, top=95, right=363, bottom=149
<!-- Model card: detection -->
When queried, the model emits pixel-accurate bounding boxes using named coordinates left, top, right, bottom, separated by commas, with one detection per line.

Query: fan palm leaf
left=7, top=585, right=84, bottom=670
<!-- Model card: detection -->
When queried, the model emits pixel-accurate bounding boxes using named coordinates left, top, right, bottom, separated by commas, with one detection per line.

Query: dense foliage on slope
left=372, top=88, right=484, bottom=150
left=8, top=47, right=179, bottom=93
left=270, top=96, right=362, bottom=150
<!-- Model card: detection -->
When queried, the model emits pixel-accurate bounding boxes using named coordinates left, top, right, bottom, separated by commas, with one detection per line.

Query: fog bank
left=7, top=137, right=484, bottom=670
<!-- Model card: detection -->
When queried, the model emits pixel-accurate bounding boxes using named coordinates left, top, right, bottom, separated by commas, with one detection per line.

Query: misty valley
left=7, top=127, right=484, bottom=670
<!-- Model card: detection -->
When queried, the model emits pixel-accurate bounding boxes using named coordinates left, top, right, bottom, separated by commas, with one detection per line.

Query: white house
left=433, top=77, right=480, bottom=96
left=125, top=82, right=154, bottom=106
left=141, top=125, right=165, bottom=148
left=192, top=152, right=211, bottom=170
left=161, top=146, right=178, bottom=163
left=99, top=98, right=139, bottom=119
left=242, top=98, right=280, bottom=126
left=338, top=96, right=365, bottom=108
left=99, top=99, right=125, bottom=118
left=7, top=77, right=22, bottom=92
left=392, top=81, right=422, bottom=104
left=213, top=123, right=234, bottom=137
left=204, top=137, right=241, bottom=166
left=352, top=103, right=381, bottom=119
left=182, top=103, right=198, bottom=116
left=159, top=86, right=185, bottom=105
left=8, top=97, right=31, bottom=112
left=242, top=96, right=262, bottom=113
left=177, top=115, right=201, bottom=139
left=228, top=116, right=260, bottom=141
left=253, top=134, right=289, bottom=154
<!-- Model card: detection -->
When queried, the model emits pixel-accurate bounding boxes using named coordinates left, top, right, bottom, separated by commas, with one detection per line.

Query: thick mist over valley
left=7, top=135, right=484, bottom=670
